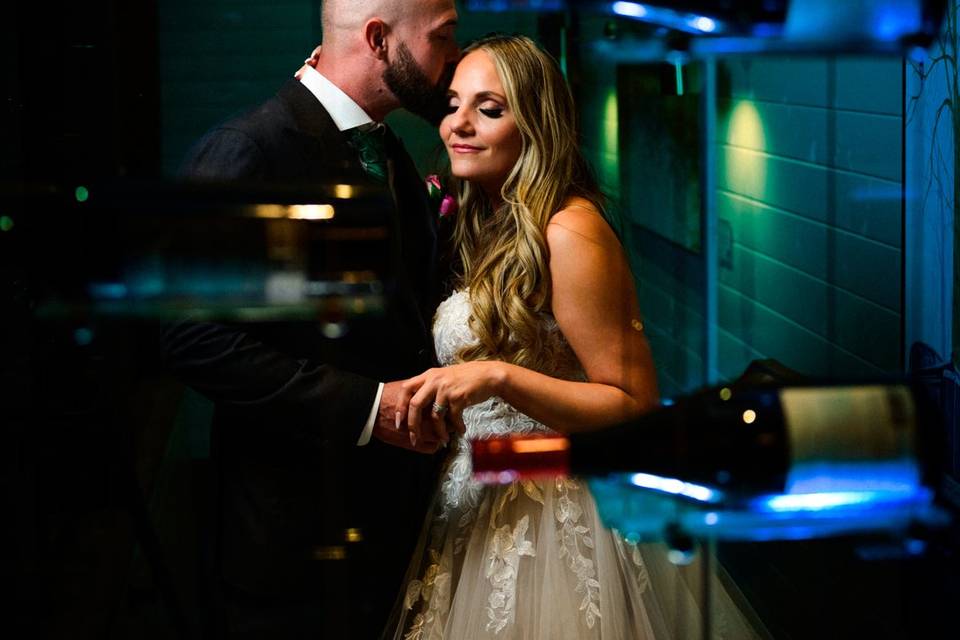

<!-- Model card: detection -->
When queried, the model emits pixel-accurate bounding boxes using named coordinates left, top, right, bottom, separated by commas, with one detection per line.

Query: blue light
left=612, top=1, right=647, bottom=18
left=629, top=472, right=721, bottom=503
left=689, top=16, right=717, bottom=33
left=871, top=4, right=921, bottom=42
left=465, top=0, right=563, bottom=10
left=751, top=23, right=783, bottom=38
left=905, top=539, right=927, bottom=556
left=753, top=488, right=926, bottom=513
left=611, top=2, right=724, bottom=35
left=786, top=461, right=921, bottom=495
left=89, top=282, right=129, bottom=300
left=784, top=0, right=922, bottom=44
left=760, top=492, right=877, bottom=511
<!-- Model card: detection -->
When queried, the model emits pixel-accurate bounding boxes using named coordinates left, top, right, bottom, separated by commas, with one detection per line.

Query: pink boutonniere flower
left=439, top=194, right=457, bottom=218
left=426, top=174, right=458, bottom=219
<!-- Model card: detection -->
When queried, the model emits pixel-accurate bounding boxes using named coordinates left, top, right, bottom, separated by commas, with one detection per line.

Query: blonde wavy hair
left=450, top=34, right=604, bottom=371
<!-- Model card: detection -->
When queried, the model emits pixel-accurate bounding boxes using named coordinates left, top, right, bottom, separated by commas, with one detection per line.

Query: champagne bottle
left=472, top=382, right=939, bottom=500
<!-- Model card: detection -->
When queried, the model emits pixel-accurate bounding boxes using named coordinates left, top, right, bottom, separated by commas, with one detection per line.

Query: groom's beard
left=384, top=42, right=453, bottom=126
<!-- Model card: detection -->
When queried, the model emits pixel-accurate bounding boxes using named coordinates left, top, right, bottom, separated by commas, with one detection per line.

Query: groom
left=165, top=1, right=459, bottom=637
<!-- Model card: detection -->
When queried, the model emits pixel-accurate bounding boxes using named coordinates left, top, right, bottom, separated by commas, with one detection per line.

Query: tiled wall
left=715, top=57, right=903, bottom=382
left=158, top=0, right=320, bottom=175
left=577, top=33, right=905, bottom=395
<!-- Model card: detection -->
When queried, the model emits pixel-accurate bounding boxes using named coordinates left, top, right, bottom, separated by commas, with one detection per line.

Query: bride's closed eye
left=479, top=107, right=504, bottom=119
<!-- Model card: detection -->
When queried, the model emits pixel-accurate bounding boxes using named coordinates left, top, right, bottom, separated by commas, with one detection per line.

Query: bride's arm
left=398, top=204, right=659, bottom=438
left=496, top=204, right=658, bottom=432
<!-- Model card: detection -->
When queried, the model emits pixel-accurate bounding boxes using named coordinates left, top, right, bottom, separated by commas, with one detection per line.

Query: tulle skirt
left=387, top=446, right=762, bottom=640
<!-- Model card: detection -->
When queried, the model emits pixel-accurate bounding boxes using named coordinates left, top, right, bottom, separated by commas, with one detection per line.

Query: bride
left=388, top=34, right=759, bottom=639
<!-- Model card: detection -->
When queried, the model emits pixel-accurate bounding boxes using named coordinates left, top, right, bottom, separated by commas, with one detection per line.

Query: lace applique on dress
left=613, top=530, right=651, bottom=594
left=485, top=513, right=535, bottom=633
left=555, top=478, right=602, bottom=628
left=403, top=548, right=452, bottom=640
left=433, top=290, right=583, bottom=517
left=422, top=291, right=604, bottom=633
left=394, top=290, right=764, bottom=640
left=397, top=290, right=772, bottom=639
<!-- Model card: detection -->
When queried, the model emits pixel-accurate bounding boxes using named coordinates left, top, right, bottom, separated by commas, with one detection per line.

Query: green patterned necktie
left=348, top=123, right=389, bottom=183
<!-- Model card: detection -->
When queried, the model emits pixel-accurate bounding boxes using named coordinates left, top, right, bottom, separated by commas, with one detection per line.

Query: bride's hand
left=397, top=362, right=507, bottom=447
left=294, top=44, right=322, bottom=80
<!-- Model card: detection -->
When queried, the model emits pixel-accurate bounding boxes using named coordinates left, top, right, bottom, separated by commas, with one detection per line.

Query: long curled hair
left=450, top=34, right=604, bottom=371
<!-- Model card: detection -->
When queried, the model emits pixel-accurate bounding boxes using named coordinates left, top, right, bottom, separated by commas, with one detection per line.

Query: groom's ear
left=363, top=19, right=389, bottom=60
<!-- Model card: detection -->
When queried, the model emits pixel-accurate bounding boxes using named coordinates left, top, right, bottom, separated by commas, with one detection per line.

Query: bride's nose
left=446, top=107, right=474, bottom=136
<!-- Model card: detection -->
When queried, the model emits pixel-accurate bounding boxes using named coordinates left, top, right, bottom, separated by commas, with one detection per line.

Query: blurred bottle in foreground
left=472, top=367, right=949, bottom=542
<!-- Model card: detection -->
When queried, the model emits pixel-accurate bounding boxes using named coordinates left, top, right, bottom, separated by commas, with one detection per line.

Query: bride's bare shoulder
left=547, top=197, right=617, bottom=248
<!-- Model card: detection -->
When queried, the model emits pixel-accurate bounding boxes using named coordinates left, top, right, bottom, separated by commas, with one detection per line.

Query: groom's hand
left=373, top=380, right=443, bottom=454
left=294, top=44, right=322, bottom=80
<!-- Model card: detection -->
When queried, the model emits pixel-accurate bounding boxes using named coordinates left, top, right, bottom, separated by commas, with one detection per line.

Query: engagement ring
left=431, top=402, right=448, bottom=416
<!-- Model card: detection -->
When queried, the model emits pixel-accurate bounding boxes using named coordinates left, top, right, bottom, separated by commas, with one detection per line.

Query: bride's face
left=440, top=50, right=523, bottom=197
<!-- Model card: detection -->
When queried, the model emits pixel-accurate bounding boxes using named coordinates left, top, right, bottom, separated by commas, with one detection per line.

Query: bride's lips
left=451, top=143, right=483, bottom=153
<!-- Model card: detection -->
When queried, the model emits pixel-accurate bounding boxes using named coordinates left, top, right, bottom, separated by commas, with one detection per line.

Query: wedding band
left=431, top=402, right=448, bottom=416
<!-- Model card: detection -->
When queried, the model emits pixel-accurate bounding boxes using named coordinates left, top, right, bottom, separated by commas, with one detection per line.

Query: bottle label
left=780, top=385, right=919, bottom=494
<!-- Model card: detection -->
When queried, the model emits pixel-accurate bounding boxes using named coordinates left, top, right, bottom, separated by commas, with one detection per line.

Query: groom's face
left=384, top=42, right=456, bottom=125
left=384, top=0, right=459, bottom=124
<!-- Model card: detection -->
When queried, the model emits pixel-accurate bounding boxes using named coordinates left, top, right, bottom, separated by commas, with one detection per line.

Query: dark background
left=3, top=1, right=959, bottom=638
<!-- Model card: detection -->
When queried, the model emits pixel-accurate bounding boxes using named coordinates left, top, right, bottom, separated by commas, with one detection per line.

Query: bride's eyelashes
left=443, top=94, right=505, bottom=119
left=444, top=106, right=504, bottom=119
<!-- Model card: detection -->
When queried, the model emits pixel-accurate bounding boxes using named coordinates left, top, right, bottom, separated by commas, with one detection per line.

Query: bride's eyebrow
left=475, top=90, right=506, bottom=102
left=445, top=90, right=507, bottom=103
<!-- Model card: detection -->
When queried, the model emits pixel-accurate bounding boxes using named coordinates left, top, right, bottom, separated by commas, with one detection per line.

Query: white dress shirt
left=299, top=67, right=383, bottom=446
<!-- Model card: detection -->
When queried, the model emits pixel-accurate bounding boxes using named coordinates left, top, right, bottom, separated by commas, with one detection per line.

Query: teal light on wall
left=601, top=88, right=620, bottom=188
left=75, top=185, right=90, bottom=203
left=723, top=100, right=768, bottom=200
left=0, top=215, right=13, bottom=232
left=74, top=327, right=94, bottom=346
left=560, top=25, right=568, bottom=77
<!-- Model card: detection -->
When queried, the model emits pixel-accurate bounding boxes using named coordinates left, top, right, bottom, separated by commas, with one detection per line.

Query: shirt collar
left=298, top=66, right=374, bottom=132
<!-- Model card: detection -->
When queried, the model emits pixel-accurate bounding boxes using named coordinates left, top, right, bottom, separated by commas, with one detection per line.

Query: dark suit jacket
left=164, top=79, right=442, bottom=632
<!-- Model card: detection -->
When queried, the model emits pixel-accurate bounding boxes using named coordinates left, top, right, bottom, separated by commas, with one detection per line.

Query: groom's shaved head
left=322, top=0, right=400, bottom=32
left=315, top=0, right=458, bottom=122
left=322, top=0, right=441, bottom=40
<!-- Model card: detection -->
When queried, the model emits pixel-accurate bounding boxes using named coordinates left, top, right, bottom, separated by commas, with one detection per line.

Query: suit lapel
left=389, top=140, right=436, bottom=277
left=276, top=79, right=371, bottom=185
left=386, top=144, right=439, bottom=366
left=277, top=79, right=438, bottom=365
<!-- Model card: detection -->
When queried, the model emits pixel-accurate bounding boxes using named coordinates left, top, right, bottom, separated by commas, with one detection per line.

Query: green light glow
left=723, top=101, right=768, bottom=200
left=560, top=27, right=568, bottom=78
left=75, top=186, right=89, bottom=203
left=600, top=89, right=620, bottom=188
left=0, top=216, right=13, bottom=232
left=675, top=61, right=684, bottom=96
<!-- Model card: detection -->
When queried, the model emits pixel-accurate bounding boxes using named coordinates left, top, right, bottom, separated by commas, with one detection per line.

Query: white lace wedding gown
left=390, top=291, right=761, bottom=640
